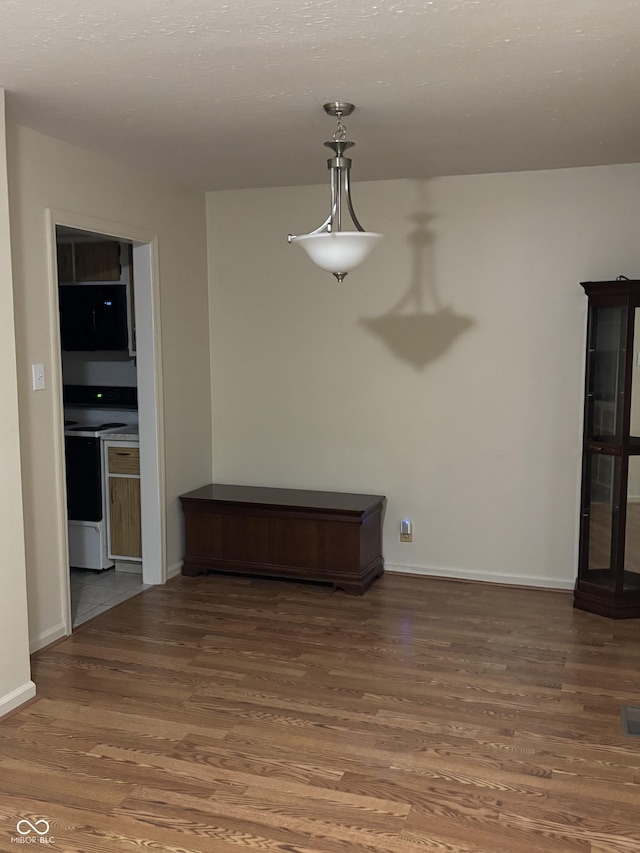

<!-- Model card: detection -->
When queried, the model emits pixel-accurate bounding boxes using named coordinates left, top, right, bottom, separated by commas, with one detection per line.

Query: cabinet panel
left=269, top=518, right=319, bottom=570
left=57, top=243, right=73, bottom=283
left=223, top=516, right=270, bottom=564
left=185, top=511, right=224, bottom=560
left=56, top=239, right=132, bottom=285
left=75, top=241, right=122, bottom=282
left=109, top=477, right=142, bottom=559
left=321, top=521, right=359, bottom=573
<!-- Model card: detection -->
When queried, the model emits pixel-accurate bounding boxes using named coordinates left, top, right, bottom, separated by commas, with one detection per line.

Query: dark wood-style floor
left=2, top=573, right=640, bottom=853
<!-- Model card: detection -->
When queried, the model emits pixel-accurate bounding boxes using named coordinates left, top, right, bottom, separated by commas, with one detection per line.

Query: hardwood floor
left=2, top=573, right=640, bottom=852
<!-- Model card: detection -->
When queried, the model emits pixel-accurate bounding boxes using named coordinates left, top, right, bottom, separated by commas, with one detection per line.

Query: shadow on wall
left=360, top=195, right=474, bottom=370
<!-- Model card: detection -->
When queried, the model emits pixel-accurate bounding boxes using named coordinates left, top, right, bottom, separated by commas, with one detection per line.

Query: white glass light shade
left=291, top=232, right=383, bottom=275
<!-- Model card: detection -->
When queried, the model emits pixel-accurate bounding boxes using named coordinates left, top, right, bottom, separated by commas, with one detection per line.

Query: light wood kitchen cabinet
left=56, top=242, right=74, bottom=283
left=75, top=241, right=122, bottom=282
left=104, top=441, right=141, bottom=561
left=57, top=239, right=131, bottom=284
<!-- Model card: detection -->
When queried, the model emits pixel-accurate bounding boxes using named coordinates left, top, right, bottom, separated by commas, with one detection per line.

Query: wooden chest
left=180, top=484, right=385, bottom=595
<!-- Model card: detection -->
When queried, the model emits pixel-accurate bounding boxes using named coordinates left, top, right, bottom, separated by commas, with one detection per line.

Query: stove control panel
left=63, top=385, right=137, bottom=408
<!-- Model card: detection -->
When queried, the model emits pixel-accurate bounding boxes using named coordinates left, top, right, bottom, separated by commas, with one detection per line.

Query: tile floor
left=70, top=567, right=152, bottom=628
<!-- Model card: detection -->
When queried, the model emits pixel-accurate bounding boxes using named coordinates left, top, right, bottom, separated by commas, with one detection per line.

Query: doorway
left=48, top=211, right=165, bottom=633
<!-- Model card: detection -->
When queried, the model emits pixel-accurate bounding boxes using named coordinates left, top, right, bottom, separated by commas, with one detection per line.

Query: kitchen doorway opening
left=48, top=211, right=165, bottom=633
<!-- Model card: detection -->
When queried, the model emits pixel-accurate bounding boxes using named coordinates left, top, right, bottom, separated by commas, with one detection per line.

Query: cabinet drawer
left=108, top=446, right=139, bottom=475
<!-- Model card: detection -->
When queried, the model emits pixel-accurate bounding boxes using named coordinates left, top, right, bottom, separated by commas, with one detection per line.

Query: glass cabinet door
left=581, top=452, right=620, bottom=589
left=625, top=308, right=640, bottom=592
left=585, top=304, right=627, bottom=444
left=624, top=456, right=640, bottom=591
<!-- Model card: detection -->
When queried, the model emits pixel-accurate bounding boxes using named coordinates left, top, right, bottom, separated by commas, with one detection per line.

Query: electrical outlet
left=400, top=519, right=413, bottom=542
left=32, top=363, right=45, bottom=391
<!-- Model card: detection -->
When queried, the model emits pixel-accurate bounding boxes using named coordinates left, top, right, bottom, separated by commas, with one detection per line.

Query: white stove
left=64, top=385, right=138, bottom=570
left=64, top=417, right=138, bottom=439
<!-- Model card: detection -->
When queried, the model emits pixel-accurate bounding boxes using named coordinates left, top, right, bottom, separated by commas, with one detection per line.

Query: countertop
left=101, top=428, right=139, bottom=441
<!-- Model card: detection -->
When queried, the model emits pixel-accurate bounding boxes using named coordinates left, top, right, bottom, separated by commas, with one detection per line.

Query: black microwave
left=59, top=284, right=128, bottom=351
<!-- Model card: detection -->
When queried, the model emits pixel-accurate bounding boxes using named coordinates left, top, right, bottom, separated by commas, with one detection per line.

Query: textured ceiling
left=1, top=0, right=639, bottom=190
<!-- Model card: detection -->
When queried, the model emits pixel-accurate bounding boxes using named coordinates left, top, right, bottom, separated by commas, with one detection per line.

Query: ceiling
left=2, top=0, right=639, bottom=191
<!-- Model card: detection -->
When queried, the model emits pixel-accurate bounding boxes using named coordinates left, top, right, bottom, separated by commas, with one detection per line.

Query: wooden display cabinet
left=575, top=279, right=640, bottom=618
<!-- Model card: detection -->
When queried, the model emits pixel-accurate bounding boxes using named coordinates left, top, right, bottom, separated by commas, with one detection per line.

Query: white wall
left=7, top=124, right=212, bottom=650
left=207, top=165, right=640, bottom=589
left=61, top=351, right=138, bottom=387
left=0, top=92, right=35, bottom=715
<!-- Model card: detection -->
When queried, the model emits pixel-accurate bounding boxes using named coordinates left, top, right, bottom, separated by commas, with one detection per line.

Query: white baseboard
left=29, top=622, right=68, bottom=654
left=167, top=561, right=182, bottom=580
left=0, top=680, right=37, bottom=719
left=384, top=562, right=575, bottom=591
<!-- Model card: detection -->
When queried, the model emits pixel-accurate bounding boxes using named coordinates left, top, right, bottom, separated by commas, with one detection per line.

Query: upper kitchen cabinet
left=57, top=239, right=132, bottom=286
left=76, top=241, right=122, bottom=282
left=56, top=242, right=74, bottom=282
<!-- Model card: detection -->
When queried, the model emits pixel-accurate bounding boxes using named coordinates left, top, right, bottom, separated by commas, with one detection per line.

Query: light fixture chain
left=333, top=113, right=347, bottom=142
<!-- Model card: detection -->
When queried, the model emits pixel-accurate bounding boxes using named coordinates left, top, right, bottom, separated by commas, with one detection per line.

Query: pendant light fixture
left=288, top=102, right=382, bottom=283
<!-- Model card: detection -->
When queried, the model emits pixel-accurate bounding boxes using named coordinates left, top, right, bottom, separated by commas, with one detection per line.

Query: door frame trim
left=45, top=209, right=166, bottom=635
